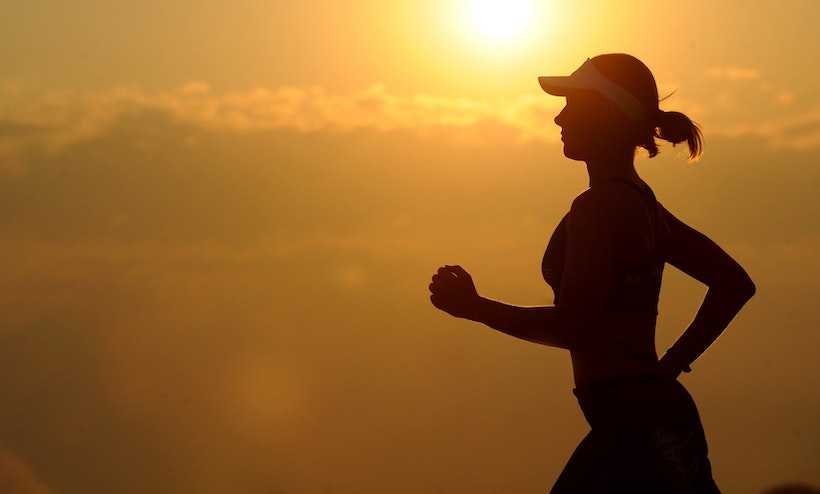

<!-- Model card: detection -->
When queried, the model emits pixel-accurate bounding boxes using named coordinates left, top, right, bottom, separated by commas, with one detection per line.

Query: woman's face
left=554, top=91, right=630, bottom=162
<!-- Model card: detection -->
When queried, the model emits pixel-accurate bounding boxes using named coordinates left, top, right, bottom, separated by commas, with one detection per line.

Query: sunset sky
left=1, top=1, right=819, bottom=493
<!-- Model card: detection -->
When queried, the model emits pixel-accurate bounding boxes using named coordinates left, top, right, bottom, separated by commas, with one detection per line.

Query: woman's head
left=540, top=54, right=702, bottom=161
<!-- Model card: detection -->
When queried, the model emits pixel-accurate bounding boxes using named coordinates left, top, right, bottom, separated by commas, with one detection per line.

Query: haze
left=1, top=1, right=818, bottom=493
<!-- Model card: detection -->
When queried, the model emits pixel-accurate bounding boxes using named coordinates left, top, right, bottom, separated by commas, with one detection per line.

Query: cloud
left=1, top=75, right=818, bottom=172
left=707, top=66, right=763, bottom=80
left=702, top=65, right=803, bottom=115
left=685, top=66, right=819, bottom=147
left=0, top=82, right=561, bottom=165
left=713, top=106, right=820, bottom=150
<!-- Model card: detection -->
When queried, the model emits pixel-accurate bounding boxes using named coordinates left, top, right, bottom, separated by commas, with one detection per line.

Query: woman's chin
left=562, top=144, right=587, bottom=162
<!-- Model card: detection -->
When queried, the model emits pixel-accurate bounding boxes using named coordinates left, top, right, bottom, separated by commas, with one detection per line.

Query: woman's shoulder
left=571, top=181, right=647, bottom=219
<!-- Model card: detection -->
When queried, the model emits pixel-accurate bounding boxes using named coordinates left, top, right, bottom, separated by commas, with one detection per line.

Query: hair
left=650, top=110, right=703, bottom=160
left=591, top=54, right=703, bottom=161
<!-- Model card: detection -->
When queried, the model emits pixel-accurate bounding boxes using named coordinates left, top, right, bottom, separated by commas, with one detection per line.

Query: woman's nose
left=554, top=111, right=563, bottom=127
left=554, top=106, right=567, bottom=126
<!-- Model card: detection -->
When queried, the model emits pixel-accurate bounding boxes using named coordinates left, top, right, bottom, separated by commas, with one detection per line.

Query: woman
left=428, top=54, right=755, bottom=493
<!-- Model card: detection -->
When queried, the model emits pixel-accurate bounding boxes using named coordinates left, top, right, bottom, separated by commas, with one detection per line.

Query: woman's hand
left=429, top=265, right=481, bottom=319
left=657, top=349, right=690, bottom=380
left=657, top=355, right=684, bottom=380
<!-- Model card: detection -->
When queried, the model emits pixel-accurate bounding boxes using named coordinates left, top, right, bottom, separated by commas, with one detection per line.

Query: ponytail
left=655, top=110, right=703, bottom=161
left=636, top=109, right=703, bottom=161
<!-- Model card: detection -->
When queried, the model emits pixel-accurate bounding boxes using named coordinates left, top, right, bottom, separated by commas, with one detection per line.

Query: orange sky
left=1, top=1, right=819, bottom=493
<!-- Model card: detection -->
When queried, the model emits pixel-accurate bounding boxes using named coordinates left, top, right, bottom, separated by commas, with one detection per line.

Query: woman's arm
left=429, top=189, right=619, bottom=349
left=659, top=207, right=756, bottom=376
left=429, top=265, right=574, bottom=348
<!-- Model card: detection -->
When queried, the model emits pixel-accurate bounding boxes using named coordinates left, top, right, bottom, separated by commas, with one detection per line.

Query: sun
left=469, top=0, right=533, bottom=41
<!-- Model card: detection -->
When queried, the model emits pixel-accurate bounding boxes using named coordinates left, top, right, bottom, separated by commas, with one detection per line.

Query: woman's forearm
left=664, top=278, right=756, bottom=372
left=466, top=297, right=574, bottom=349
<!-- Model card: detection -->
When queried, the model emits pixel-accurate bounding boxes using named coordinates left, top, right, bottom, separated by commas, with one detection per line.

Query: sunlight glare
left=469, top=0, right=533, bottom=41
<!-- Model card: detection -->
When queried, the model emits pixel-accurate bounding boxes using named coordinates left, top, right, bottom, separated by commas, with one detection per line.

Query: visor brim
left=537, top=75, right=591, bottom=96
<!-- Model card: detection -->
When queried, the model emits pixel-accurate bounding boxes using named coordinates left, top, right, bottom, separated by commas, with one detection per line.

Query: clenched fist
left=428, top=265, right=481, bottom=319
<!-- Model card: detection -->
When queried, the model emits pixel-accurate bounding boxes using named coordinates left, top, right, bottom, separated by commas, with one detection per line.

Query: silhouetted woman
left=428, top=54, right=755, bottom=493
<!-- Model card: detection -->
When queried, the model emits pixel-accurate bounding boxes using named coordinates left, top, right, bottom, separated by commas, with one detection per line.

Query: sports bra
left=542, top=179, right=664, bottom=313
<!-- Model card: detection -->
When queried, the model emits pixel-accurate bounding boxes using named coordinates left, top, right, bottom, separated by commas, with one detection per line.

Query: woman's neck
left=585, top=153, right=640, bottom=187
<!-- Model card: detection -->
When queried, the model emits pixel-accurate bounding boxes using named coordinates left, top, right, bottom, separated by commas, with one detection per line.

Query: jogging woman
left=428, top=53, right=755, bottom=493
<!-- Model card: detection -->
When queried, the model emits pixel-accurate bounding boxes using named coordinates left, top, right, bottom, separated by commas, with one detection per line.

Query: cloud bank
left=2, top=72, right=819, bottom=172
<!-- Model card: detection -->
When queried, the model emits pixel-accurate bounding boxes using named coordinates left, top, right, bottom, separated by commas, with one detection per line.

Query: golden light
left=469, top=0, right=533, bottom=41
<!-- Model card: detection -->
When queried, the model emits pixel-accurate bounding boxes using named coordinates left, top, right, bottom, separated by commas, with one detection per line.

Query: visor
left=539, top=58, right=647, bottom=121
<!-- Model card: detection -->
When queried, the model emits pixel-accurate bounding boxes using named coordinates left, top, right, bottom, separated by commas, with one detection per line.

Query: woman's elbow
left=739, top=274, right=756, bottom=301
left=709, top=266, right=755, bottom=304
left=728, top=270, right=756, bottom=303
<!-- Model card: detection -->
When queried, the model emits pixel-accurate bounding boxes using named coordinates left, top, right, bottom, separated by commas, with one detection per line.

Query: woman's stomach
left=569, top=310, right=660, bottom=388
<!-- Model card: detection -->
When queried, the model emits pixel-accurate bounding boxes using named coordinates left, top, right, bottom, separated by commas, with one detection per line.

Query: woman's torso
left=543, top=179, right=668, bottom=388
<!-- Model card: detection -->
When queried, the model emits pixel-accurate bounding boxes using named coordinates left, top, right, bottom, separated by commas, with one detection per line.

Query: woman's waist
left=570, top=354, right=661, bottom=390
left=571, top=375, right=697, bottom=430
